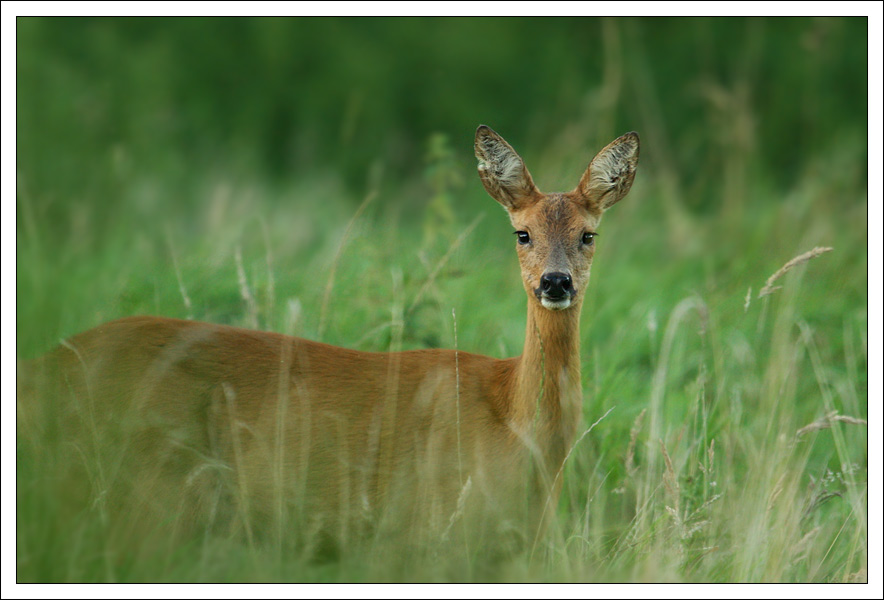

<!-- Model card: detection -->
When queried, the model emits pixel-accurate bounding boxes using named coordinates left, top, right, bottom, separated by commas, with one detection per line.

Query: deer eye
left=514, top=231, right=531, bottom=245
left=582, top=232, right=596, bottom=246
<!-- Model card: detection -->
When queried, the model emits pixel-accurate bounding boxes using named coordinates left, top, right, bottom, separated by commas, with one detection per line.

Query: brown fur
left=18, top=126, right=639, bottom=558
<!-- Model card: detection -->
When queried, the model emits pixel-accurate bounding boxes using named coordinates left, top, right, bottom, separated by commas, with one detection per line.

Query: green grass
left=15, top=17, right=867, bottom=583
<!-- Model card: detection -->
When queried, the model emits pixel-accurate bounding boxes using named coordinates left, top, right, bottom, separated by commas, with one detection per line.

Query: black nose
left=540, top=272, right=573, bottom=299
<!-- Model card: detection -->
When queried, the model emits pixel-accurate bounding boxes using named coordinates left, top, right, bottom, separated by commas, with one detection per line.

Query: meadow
left=15, top=17, right=868, bottom=583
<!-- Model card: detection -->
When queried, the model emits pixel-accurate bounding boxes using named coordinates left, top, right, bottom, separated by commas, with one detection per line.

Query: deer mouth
left=535, top=287, right=577, bottom=311
left=539, top=296, right=573, bottom=310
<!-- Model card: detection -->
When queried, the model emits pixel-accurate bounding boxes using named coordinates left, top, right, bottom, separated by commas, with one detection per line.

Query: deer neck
left=510, top=297, right=583, bottom=457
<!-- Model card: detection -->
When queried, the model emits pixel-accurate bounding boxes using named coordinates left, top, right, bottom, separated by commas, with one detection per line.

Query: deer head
left=475, top=125, right=639, bottom=311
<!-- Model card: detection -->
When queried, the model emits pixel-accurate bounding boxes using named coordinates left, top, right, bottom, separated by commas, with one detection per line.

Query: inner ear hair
left=475, top=125, right=538, bottom=210
left=577, top=132, right=640, bottom=211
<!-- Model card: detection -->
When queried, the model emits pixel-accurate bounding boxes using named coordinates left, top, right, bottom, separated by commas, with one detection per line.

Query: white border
left=2, top=3, right=881, bottom=597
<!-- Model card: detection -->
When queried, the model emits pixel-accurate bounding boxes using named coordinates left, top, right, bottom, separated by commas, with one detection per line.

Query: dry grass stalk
left=660, top=440, right=680, bottom=515
left=796, top=410, right=868, bottom=438
left=758, top=246, right=833, bottom=298
left=660, top=440, right=678, bottom=496
left=441, top=476, right=472, bottom=543
left=699, top=438, right=715, bottom=475
left=790, top=526, right=821, bottom=565
left=707, top=438, right=715, bottom=474
left=235, top=244, right=259, bottom=329
left=767, top=472, right=786, bottom=515
left=661, top=439, right=691, bottom=545
left=625, top=408, right=647, bottom=478
left=166, top=226, right=193, bottom=319
left=260, top=216, right=276, bottom=319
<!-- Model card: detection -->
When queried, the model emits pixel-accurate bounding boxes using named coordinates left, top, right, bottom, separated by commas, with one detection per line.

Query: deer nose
left=540, top=272, right=573, bottom=299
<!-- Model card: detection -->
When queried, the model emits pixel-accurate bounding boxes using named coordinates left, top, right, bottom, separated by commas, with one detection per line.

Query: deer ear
left=475, top=125, right=540, bottom=211
left=575, top=132, right=640, bottom=211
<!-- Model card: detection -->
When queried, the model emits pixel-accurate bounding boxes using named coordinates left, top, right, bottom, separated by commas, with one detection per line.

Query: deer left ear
left=575, top=132, right=640, bottom=211
left=475, top=125, right=540, bottom=211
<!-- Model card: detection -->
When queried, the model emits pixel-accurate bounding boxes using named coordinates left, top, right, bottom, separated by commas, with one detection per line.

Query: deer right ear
left=475, top=125, right=539, bottom=211
left=576, top=132, right=640, bottom=211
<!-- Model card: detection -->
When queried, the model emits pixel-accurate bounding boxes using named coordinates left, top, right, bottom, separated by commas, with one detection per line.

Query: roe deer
left=18, top=126, right=639, bottom=560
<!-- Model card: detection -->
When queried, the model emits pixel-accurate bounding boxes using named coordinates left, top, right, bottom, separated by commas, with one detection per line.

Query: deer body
left=20, top=126, right=639, bottom=556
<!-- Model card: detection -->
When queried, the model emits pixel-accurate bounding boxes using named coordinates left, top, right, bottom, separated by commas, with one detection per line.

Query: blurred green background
left=17, top=17, right=867, bottom=193
left=16, top=17, right=868, bottom=582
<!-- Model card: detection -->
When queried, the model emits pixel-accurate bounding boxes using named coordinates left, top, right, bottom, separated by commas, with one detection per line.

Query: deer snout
left=541, top=272, right=572, bottom=298
left=536, top=272, right=576, bottom=310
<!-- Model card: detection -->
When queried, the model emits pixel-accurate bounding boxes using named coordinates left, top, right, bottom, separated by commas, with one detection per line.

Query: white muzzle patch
left=541, top=297, right=572, bottom=311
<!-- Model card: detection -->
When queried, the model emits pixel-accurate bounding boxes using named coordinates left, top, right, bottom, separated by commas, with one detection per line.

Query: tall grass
left=15, top=17, right=867, bottom=583
left=15, top=154, right=868, bottom=582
